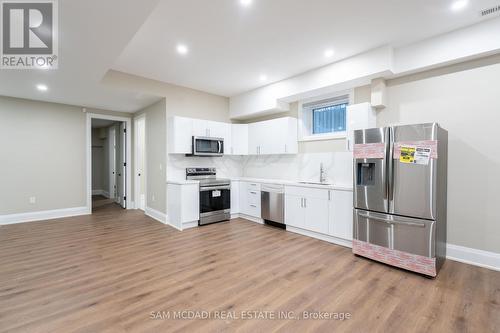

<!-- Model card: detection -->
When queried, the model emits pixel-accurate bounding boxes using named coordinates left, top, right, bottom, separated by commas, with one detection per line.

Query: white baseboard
left=145, top=206, right=167, bottom=224
left=286, top=226, right=353, bottom=248
left=92, top=189, right=110, bottom=198
left=232, top=213, right=264, bottom=224
left=0, top=206, right=90, bottom=225
left=144, top=206, right=185, bottom=231
left=182, top=220, right=199, bottom=230
left=446, top=244, right=500, bottom=272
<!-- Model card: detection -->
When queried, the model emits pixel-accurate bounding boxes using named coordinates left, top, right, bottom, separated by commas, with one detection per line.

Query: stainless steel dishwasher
left=261, top=184, right=285, bottom=227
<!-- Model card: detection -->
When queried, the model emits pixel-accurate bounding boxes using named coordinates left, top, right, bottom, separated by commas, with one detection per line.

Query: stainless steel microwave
left=191, top=136, right=224, bottom=156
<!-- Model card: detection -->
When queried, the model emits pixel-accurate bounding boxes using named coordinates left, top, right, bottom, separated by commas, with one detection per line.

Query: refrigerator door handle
left=358, top=213, right=426, bottom=228
left=388, top=126, right=395, bottom=212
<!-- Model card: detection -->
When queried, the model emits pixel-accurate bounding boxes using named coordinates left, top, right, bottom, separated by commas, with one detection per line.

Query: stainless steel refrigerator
left=352, top=123, right=448, bottom=277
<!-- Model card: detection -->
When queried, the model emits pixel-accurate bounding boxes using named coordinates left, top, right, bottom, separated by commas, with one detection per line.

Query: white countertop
left=232, top=177, right=353, bottom=191
left=167, top=179, right=199, bottom=185
left=167, top=177, right=352, bottom=191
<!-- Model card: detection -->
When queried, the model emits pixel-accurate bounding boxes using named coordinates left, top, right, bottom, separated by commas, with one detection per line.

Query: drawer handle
left=250, top=191, right=257, bottom=194
left=358, top=213, right=426, bottom=228
left=250, top=204, right=257, bottom=207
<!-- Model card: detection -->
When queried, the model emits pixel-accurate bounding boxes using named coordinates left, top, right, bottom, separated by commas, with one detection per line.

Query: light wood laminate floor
left=0, top=200, right=499, bottom=333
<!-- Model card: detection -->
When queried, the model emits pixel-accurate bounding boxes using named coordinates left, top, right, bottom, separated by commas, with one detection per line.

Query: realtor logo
left=1, top=0, right=58, bottom=69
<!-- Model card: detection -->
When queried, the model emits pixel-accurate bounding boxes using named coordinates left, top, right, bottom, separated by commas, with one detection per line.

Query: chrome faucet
left=320, top=163, right=327, bottom=183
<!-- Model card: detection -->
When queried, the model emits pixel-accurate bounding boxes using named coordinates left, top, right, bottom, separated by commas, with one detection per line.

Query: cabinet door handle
left=304, top=198, right=307, bottom=208
left=300, top=198, right=304, bottom=208
left=250, top=204, right=257, bottom=208
left=285, top=144, right=287, bottom=153
left=250, top=191, right=257, bottom=194
left=328, top=191, right=331, bottom=201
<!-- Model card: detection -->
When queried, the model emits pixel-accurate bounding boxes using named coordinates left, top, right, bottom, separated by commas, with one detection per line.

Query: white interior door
left=109, top=127, right=116, bottom=199
left=135, top=116, right=146, bottom=211
left=119, top=122, right=127, bottom=208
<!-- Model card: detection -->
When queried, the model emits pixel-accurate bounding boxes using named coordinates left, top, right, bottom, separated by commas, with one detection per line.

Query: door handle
left=358, top=213, right=426, bottom=228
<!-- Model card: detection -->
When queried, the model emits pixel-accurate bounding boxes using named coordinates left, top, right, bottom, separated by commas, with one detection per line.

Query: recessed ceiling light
left=176, top=44, right=189, bottom=55
left=36, top=84, right=48, bottom=91
left=324, top=49, right=335, bottom=58
left=240, top=0, right=252, bottom=6
left=259, top=74, right=267, bottom=81
left=451, top=0, right=468, bottom=11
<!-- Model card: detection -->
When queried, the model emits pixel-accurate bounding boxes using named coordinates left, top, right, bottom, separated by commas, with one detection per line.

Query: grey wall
left=91, top=129, right=106, bottom=192
left=0, top=95, right=131, bottom=215
left=379, top=62, right=500, bottom=253
left=134, top=99, right=167, bottom=214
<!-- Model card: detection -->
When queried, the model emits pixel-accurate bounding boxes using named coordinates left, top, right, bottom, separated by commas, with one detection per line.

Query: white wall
left=379, top=61, right=500, bottom=253
left=0, top=96, right=131, bottom=215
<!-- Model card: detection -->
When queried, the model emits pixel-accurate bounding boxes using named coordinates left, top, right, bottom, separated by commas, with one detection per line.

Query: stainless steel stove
left=186, top=168, right=231, bottom=226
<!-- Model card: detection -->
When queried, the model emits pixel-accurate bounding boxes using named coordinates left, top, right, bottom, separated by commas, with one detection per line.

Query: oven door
left=193, top=136, right=224, bottom=156
left=199, top=185, right=231, bottom=224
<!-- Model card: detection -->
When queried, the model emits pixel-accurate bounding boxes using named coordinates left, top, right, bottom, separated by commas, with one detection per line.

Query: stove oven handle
left=200, top=186, right=231, bottom=191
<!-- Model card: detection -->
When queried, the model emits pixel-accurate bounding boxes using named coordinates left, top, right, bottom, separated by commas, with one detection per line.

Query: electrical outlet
left=29, top=196, right=36, bottom=204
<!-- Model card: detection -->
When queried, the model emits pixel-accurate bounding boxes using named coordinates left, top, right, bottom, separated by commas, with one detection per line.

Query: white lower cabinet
left=329, top=190, right=353, bottom=240
left=303, top=196, right=329, bottom=235
left=285, top=186, right=329, bottom=234
left=284, top=195, right=304, bottom=228
left=239, top=181, right=261, bottom=218
left=230, top=181, right=240, bottom=215
left=285, top=186, right=352, bottom=241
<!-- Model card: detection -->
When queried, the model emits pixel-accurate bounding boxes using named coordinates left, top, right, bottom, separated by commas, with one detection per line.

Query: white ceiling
left=0, top=0, right=162, bottom=112
left=113, top=0, right=499, bottom=97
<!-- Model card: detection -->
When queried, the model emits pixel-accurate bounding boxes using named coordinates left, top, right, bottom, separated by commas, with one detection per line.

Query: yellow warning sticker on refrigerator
left=400, top=145, right=431, bottom=165
left=399, top=146, right=416, bottom=163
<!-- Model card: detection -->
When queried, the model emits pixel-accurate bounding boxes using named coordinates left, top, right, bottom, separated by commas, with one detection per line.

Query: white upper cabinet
left=231, top=124, right=248, bottom=155
left=346, top=103, right=377, bottom=151
left=168, top=116, right=298, bottom=156
left=192, top=119, right=230, bottom=140
left=168, top=116, right=232, bottom=154
left=248, top=117, right=298, bottom=155
left=168, top=116, right=193, bottom=154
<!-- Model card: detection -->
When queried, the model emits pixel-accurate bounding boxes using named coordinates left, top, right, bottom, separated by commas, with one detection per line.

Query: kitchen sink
left=298, top=181, right=332, bottom=186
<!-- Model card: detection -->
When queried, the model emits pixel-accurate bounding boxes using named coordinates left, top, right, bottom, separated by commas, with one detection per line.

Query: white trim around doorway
left=86, top=113, right=132, bottom=213
left=134, top=114, right=147, bottom=211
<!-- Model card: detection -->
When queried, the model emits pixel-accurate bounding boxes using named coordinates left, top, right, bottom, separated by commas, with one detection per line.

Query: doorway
left=134, top=114, right=146, bottom=211
left=87, top=113, right=132, bottom=213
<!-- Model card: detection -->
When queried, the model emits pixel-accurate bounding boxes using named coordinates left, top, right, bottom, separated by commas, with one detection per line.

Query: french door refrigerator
left=352, top=123, right=448, bottom=277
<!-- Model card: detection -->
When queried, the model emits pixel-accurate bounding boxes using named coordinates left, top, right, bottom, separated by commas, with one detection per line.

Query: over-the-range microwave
left=189, top=136, right=224, bottom=156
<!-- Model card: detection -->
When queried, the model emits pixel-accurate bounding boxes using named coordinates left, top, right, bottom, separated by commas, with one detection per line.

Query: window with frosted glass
left=312, top=103, right=347, bottom=134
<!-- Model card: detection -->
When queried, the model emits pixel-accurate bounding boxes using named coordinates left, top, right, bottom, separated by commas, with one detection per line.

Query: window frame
left=298, top=90, right=352, bottom=142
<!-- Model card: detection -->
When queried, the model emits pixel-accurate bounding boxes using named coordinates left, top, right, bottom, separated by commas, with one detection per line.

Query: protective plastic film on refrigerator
left=352, top=123, right=448, bottom=277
